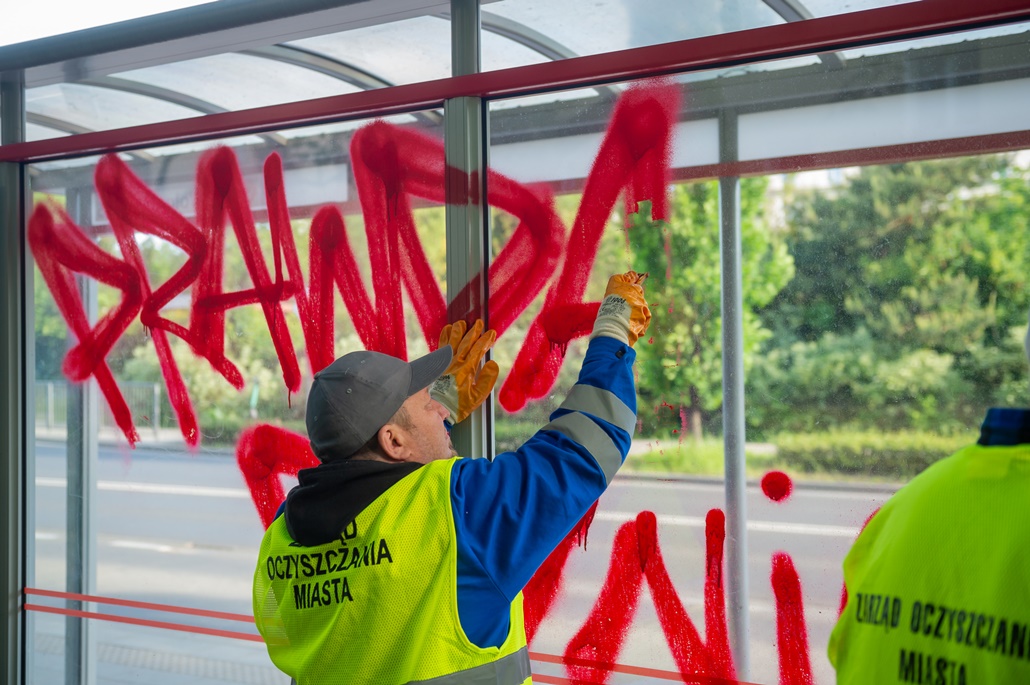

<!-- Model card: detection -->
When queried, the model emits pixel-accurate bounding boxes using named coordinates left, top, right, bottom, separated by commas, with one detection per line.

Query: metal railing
left=35, top=381, right=165, bottom=440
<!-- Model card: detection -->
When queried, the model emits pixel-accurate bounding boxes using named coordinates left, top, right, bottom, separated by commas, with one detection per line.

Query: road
left=28, top=442, right=894, bottom=685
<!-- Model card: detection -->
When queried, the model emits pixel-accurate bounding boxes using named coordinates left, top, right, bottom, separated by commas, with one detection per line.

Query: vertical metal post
left=1, top=67, right=27, bottom=685
left=718, top=110, right=750, bottom=680
left=64, top=188, right=97, bottom=685
left=445, top=0, right=490, bottom=459
left=153, top=384, right=161, bottom=440
left=48, top=383, right=55, bottom=429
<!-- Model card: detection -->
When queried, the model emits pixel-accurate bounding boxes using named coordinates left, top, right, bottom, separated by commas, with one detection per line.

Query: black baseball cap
left=306, top=347, right=452, bottom=462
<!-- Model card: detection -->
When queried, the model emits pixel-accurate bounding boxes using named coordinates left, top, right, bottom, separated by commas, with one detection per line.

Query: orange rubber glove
left=590, top=271, right=652, bottom=347
left=430, top=319, right=500, bottom=426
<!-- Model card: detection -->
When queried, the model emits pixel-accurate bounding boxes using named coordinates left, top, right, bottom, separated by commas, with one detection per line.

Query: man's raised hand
left=431, top=319, right=500, bottom=425
left=590, top=271, right=652, bottom=347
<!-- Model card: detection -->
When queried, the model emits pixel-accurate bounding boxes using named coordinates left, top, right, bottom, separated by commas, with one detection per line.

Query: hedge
left=772, top=431, right=973, bottom=478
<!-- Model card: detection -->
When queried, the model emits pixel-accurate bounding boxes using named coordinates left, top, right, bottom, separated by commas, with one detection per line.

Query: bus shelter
left=2, top=1, right=1029, bottom=683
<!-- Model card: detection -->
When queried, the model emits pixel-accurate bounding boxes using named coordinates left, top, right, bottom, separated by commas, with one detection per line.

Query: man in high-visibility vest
left=254, top=272, right=651, bottom=685
left=829, top=324, right=1030, bottom=684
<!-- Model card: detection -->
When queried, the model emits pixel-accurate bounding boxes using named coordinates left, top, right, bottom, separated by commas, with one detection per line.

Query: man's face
left=395, top=387, right=455, bottom=463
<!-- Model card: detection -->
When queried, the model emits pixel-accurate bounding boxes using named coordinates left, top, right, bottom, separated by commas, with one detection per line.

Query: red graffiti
left=524, top=502, right=599, bottom=643
left=29, top=78, right=842, bottom=682
left=27, top=202, right=144, bottom=445
left=760, top=470, right=813, bottom=684
left=233, top=427, right=827, bottom=683
left=236, top=424, right=316, bottom=528
left=771, top=553, right=813, bottom=685
left=761, top=471, right=793, bottom=503
left=31, top=80, right=677, bottom=447
left=560, top=510, right=733, bottom=684
left=499, top=82, right=679, bottom=412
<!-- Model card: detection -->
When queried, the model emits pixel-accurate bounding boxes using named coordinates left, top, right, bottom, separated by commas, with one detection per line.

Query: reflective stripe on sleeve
left=407, top=646, right=531, bottom=685
left=558, top=384, right=636, bottom=435
left=542, top=412, right=622, bottom=485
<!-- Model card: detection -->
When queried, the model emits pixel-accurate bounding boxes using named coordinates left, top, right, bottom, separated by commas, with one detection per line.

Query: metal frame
left=717, top=110, right=750, bottom=679
left=2, top=0, right=1028, bottom=163
left=445, top=0, right=491, bottom=460
left=1, top=68, right=27, bottom=685
left=0, top=0, right=442, bottom=74
left=63, top=189, right=100, bottom=685
left=4, top=0, right=1030, bottom=682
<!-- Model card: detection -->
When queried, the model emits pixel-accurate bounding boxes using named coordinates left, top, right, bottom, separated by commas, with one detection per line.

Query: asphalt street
left=28, top=441, right=895, bottom=685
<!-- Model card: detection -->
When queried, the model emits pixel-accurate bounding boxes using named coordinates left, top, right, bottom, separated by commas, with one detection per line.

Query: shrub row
left=772, top=431, right=973, bottom=478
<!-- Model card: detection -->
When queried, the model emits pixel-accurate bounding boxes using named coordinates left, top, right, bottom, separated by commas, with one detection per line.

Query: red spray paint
left=235, top=424, right=318, bottom=529
left=193, top=147, right=302, bottom=394
left=524, top=501, right=598, bottom=645
left=761, top=471, right=793, bottom=503
left=562, top=510, right=733, bottom=684
left=27, top=201, right=144, bottom=446
left=499, top=80, right=680, bottom=412
left=31, top=100, right=576, bottom=445
left=771, top=552, right=813, bottom=685
left=759, top=470, right=814, bottom=685
left=31, top=80, right=837, bottom=682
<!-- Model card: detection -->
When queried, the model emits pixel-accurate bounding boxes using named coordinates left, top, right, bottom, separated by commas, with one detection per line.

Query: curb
left=616, top=469, right=903, bottom=494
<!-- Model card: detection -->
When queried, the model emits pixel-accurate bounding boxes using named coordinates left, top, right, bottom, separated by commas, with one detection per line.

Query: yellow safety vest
left=254, top=457, right=531, bottom=685
left=829, top=443, right=1030, bottom=684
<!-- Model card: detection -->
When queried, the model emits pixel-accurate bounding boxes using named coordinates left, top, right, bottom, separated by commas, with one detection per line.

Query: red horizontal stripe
left=22, top=591, right=758, bottom=681
left=528, top=651, right=760, bottom=684
left=25, top=587, right=253, bottom=623
left=531, top=676, right=575, bottom=685
left=24, top=603, right=264, bottom=642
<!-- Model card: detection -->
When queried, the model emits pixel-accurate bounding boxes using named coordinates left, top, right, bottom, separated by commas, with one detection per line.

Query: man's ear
left=376, top=422, right=413, bottom=462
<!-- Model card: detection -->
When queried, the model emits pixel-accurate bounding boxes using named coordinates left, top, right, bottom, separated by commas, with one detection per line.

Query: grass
left=624, top=438, right=779, bottom=478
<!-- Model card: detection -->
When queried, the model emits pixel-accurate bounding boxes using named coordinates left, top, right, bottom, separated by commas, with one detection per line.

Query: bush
left=772, top=431, right=973, bottom=478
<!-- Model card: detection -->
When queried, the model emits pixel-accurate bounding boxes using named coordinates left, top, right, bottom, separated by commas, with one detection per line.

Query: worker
left=828, top=322, right=1030, bottom=683
left=253, top=271, right=651, bottom=685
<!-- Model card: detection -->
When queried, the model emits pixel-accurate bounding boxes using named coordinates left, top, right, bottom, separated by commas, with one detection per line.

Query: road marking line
left=36, top=478, right=859, bottom=536
left=594, top=511, right=859, bottom=537
left=37, top=477, right=250, bottom=499
left=110, top=540, right=178, bottom=553
left=613, top=479, right=892, bottom=501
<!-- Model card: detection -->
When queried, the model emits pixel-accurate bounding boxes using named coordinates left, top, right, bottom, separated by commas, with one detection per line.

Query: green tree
left=628, top=179, right=794, bottom=440
left=752, top=155, right=1030, bottom=436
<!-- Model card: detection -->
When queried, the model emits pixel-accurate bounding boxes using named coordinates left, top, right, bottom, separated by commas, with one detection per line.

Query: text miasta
left=265, top=527, right=394, bottom=610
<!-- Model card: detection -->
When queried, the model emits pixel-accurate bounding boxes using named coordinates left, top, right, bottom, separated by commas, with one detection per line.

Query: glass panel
left=24, top=13, right=450, bottom=141
left=483, top=0, right=784, bottom=68
left=487, top=24, right=1030, bottom=685
left=488, top=80, right=739, bottom=681
left=32, top=279, right=69, bottom=685
left=803, top=0, right=917, bottom=18
left=288, top=15, right=452, bottom=87
left=3, top=0, right=215, bottom=46
left=27, top=84, right=202, bottom=134
left=838, top=22, right=1030, bottom=59
left=26, top=109, right=447, bottom=683
left=113, top=53, right=363, bottom=111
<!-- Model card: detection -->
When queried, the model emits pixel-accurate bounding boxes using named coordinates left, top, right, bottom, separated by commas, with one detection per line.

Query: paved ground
left=26, top=439, right=897, bottom=684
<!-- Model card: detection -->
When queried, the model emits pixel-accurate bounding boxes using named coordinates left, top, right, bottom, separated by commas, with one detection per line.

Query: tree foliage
left=749, top=155, right=1030, bottom=437
left=628, top=179, right=794, bottom=439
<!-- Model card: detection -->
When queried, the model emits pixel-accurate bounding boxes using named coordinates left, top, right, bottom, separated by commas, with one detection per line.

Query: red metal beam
left=2, top=0, right=1029, bottom=163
